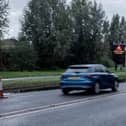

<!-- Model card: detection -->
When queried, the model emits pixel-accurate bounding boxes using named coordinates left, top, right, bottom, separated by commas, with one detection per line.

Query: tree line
left=0, top=0, right=126, bottom=70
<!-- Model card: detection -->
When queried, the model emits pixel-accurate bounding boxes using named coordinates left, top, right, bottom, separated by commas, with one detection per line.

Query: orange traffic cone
left=0, top=77, right=4, bottom=98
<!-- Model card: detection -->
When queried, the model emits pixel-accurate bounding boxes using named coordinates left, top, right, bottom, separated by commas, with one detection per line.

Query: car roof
left=69, top=64, right=104, bottom=68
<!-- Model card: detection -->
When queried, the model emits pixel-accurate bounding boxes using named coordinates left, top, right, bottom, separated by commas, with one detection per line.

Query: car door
left=94, top=66, right=109, bottom=88
left=101, top=66, right=114, bottom=87
left=104, top=69, right=115, bottom=87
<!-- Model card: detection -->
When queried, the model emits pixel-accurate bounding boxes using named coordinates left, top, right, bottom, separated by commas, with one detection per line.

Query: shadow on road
left=61, top=89, right=116, bottom=97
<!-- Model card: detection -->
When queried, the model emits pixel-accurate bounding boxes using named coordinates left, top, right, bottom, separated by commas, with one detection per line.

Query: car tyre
left=62, top=89, right=69, bottom=95
left=112, top=80, right=119, bottom=92
left=93, top=82, right=100, bottom=94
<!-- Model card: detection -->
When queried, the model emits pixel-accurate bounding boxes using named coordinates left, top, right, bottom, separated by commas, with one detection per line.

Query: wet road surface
left=0, top=83, right=126, bottom=126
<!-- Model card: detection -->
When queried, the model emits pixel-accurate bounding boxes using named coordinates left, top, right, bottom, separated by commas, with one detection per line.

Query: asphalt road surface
left=0, top=83, right=126, bottom=126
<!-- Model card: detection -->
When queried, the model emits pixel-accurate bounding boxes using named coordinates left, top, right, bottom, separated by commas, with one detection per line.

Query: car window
left=66, top=67, right=93, bottom=73
left=95, top=66, right=105, bottom=72
left=102, top=66, right=107, bottom=72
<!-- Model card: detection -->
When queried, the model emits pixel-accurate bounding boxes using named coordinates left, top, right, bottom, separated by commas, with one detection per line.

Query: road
left=0, top=83, right=126, bottom=126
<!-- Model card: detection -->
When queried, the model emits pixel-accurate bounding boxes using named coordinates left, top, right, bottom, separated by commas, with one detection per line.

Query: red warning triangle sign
left=114, top=45, right=124, bottom=54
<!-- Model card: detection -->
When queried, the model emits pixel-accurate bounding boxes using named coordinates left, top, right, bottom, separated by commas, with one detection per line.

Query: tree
left=48, top=0, right=73, bottom=67
left=70, top=0, right=106, bottom=64
left=0, top=0, right=8, bottom=70
left=21, top=0, right=54, bottom=68
left=119, top=16, right=126, bottom=41
left=109, top=14, right=120, bottom=44
left=8, top=41, right=37, bottom=71
left=88, top=1, right=106, bottom=62
left=21, top=0, right=113, bottom=69
left=102, top=20, right=111, bottom=57
left=0, top=0, right=8, bottom=38
left=21, top=0, right=72, bottom=68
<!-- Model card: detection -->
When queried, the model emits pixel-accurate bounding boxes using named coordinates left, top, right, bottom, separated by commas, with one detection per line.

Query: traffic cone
left=0, top=77, right=4, bottom=98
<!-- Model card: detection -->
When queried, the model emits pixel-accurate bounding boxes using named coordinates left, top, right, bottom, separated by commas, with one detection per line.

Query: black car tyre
left=112, top=80, right=119, bottom=92
left=62, top=89, right=69, bottom=95
left=93, top=82, right=100, bottom=94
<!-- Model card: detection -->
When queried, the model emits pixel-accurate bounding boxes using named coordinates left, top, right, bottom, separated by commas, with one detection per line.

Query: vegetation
left=19, top=0, right=126, bottom=70
left=0, top=0, right=125, bottom=93
left=18, top=0, right=111, bottom=69
left=0, top=0, right=8, bottom=70
left=109, top=67, right=126, bottom=81
left=0, top=70, right=64, bottom=78
left=8, top=41, right=37, bottom=71
left=0, top=0, right=8, bottom=38
left=0, top=0, right=126, bottom=71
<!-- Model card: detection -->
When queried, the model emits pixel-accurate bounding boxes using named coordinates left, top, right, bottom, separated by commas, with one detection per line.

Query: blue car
left=60, top=64, right=119, bottom=95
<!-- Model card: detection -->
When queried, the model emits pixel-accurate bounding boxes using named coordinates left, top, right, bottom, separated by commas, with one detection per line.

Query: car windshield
left=66, top=67, right=92, bottom=73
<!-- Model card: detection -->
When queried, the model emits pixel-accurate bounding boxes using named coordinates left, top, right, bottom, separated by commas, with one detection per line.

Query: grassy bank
left=3, top=77, right=60, bottom=92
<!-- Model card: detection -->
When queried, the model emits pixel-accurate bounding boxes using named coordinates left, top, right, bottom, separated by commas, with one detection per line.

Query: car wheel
left=112, top=80, right=119, bottom=92
left=62, top=89, right=69, bottom=95
left=93, top=82, right=100, bottom=94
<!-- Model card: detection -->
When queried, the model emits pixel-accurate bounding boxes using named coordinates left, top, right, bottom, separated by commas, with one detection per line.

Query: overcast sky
left=6, top=0, right=126, bottom=39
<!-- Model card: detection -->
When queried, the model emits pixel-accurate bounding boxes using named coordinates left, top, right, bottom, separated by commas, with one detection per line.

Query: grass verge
left=0, top=70, right=64, bottom=78
left=109, top=68, right=126, bottom=82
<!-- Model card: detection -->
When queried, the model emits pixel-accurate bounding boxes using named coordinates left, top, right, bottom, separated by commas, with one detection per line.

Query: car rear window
left=66, top=67, right=92, bottom=73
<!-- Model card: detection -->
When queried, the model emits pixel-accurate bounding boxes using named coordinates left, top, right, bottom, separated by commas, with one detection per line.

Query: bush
left=98, top=56, right=114, bottom=67
left=8, top=41, right=38, bottom=71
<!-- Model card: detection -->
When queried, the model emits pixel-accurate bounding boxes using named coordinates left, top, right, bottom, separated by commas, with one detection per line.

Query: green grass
left=0, top=67, right=125, bottom=79
left=108, top=67, right=126, bottom=81
left=115, top=72, right=125, bottom=81
left=0, top=70, right=64, bottom=78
